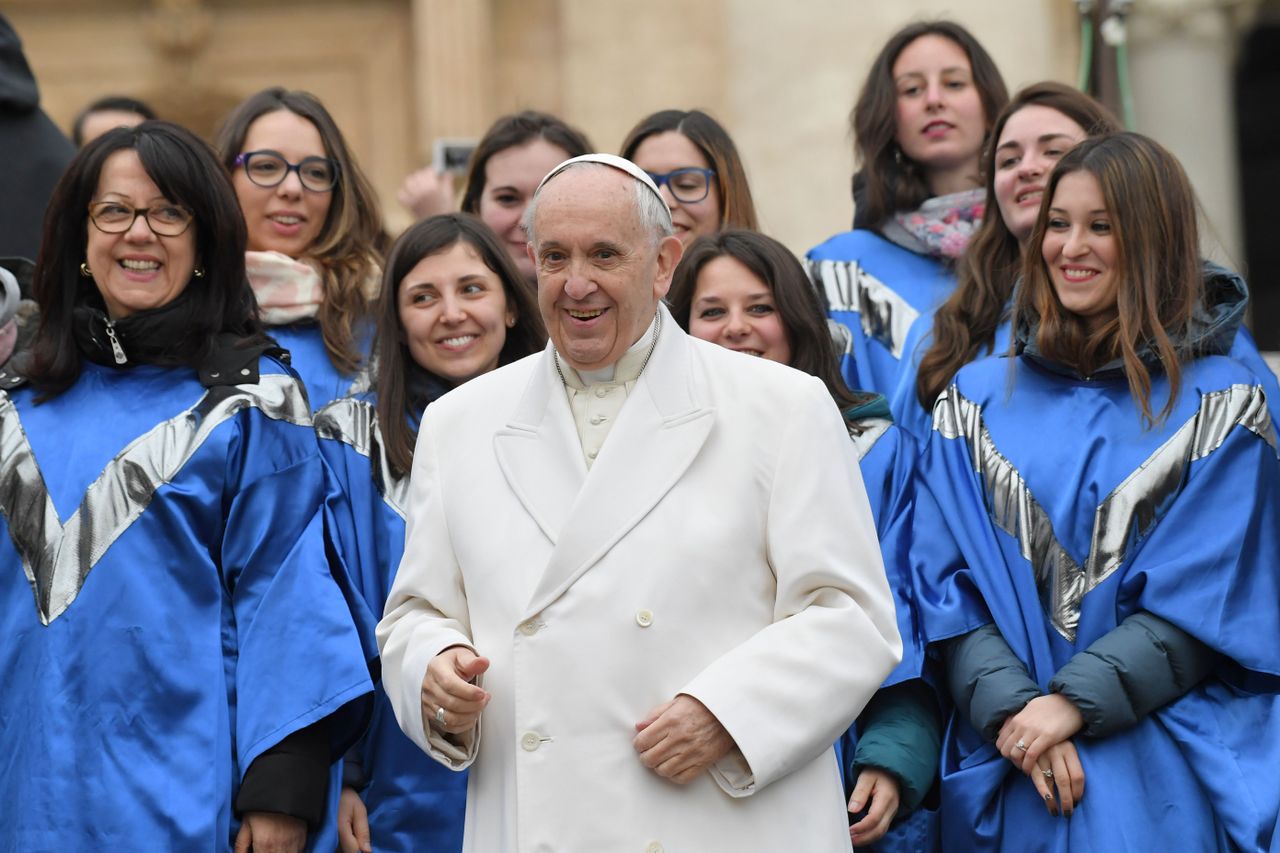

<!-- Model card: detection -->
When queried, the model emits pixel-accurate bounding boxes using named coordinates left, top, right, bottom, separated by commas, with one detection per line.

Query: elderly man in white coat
left=377, top=153, right=902, bottom=852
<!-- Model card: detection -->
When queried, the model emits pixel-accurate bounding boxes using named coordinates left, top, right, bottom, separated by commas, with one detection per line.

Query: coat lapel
left=522, top=308, right=714, bottom=618
left=493, top=346, right=587, bottom=546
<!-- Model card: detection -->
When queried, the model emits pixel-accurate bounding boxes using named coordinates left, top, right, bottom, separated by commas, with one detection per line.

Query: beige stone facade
left=7, top=0, right=1250, bottom=262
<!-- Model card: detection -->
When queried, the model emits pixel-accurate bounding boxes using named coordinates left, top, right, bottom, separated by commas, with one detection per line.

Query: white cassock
left=378, top=304, right=901, bottom=853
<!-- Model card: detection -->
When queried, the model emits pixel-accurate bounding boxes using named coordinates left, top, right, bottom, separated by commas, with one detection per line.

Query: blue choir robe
left=270, top=322, right=370, bottom=412
left=912, top=352, right=1280, bottom=852
left=316, top=393, right=467, bottom=853
left=887, top=311, right=1014, bottom=445
left=0, top=358, right=374, bottom=852
left=806, top=230, right=955, bottom=400
left=884, top=262, right=1279, bottom=444
left=833, top=396, right=939, bottom=852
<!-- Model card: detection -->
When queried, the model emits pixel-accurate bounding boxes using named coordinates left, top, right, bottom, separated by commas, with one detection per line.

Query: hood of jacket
left=1017, top=259, right=1250, bottom=380
left=0, top=14, right=39, bottom=113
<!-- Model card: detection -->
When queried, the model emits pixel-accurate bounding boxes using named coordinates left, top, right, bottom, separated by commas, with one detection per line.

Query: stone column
left=1127, top=0, right=1260, bottom=265
left=409, top=0, right=495, bottom=161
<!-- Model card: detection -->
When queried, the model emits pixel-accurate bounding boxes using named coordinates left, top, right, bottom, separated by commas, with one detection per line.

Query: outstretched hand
left=633, top=694, right=736, bottom=785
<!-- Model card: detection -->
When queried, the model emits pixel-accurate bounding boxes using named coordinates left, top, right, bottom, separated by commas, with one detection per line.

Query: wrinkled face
left=993, top=105, right=1088, bottom=246
left=688, top=255, right=791, bottom=364
left=629, top=132, right=721, bottom=250
left=529, top=167, right=682, bottom=371
left=1041, top=171, right=1119, bottom=332
left=85, top=149, right=197, bottom=319
left=399, top=241, right=514, bottom=385
left=478, top=138, right=571, bottom=281
left=892, top=34, right=987, bottom=182
left=232, top=109, right=333, bottom=258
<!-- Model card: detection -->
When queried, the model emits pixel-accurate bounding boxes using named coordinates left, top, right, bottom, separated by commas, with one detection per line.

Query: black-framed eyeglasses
left=87, top=200, right=194, bottom=237
left=645, top=167, right=717, bottom=204
left=234, top=149, right=340, bottom=193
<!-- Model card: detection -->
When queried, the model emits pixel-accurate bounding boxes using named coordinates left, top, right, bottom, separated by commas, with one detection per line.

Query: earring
left=193, top=268, right=205, bottom=278
left=893, top=146, right=904, bottom=166
left=79, top=262, right=92, bottom=277
left=506, top=316, right=516, bottom=328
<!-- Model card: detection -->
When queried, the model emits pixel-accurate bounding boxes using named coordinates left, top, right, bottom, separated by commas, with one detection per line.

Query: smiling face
left=231, top=109, right=333, bottom=258
left=994, top=105, right=1088, bottom=246
left=629, top=131, right=721, bottom=250
left=478, top=138, right=572, bottom=281
left=892, top=34, right=987, bottom=190
left=530, top=167, right=682, bottom=371
left=86, top=149, right=197, bottom=319
left=688, top=255, right=791, bottom=364
left=398, top=240, right=514, bottom=385
left=1041, top=170, right=1119, bottom=332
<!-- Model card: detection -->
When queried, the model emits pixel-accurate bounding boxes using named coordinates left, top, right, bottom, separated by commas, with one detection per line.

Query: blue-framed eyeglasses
left=645, top=167, right=717, bottom=204
left=234, top=149, right=340, bottom=193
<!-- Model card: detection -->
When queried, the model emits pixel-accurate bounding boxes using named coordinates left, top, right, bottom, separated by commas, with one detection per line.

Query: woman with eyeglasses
left=0, top=121, right=373, bottom=852
left=668, top=230, right=941, bottom=851
left=913, top=132, right=1280, bottom=851
left=216, top=87, right=385, bottom=411
left=806, top=21, right=1007, bottom=401
left=621, top=109, right=759, bottom=251
left=321, top=213, right=546, bottom=853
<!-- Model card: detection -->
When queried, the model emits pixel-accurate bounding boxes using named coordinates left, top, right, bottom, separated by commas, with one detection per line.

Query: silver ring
left=1014, top=739, right=1028, bottom=752
left=435, top=705, right=447, bottom=725
left=1042, top=768, right=1055, bottom=780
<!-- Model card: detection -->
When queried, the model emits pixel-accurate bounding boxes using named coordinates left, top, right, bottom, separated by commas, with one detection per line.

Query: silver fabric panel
left=1087, top=383, right=1277, bottom=596
left=0, top=374, right=312, bottom=625
left=314, top=398, right=410, bottom=520
left=807, top=259, right=919, bottom=359
left=932, top=382, right=1274, bottom=642
left=848, top=417, right=892, bottom=462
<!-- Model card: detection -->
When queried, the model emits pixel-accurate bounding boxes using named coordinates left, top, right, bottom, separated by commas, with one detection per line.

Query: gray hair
left=523, top=161, right=674, bottom=249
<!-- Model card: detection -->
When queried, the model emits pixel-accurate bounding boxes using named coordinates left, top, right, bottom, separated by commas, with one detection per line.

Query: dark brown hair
left=459, top=111, right=593, bottom=215
left=72, top=95, right=157, bottom=147
left=620, top=109, right=759, bottom=232
left=215, top=87, right=384, bottom=375
left=916, top=82, right=1121, bottom=411
left=668, top=229, right=869, bottom=419
left=1015, top=132, right=1203, bottom=426
left=375, top=214, right=545, bottom=476
left=27, top=121, right=266, bottom=397
left=852, top=20, right=1007, bottom=229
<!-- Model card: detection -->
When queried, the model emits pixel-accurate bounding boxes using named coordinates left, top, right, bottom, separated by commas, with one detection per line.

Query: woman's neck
left=925, top=161, right=982, bottom=198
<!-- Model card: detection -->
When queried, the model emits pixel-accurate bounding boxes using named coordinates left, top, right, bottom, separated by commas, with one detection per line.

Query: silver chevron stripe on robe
left=933, top=382, right=1277, bottom=642
left=0, top=373, right=312, bottom=626
left=848, top=417, right=892, bottom=462
left=314, top=398, right=410, bottom=520
left=807, top=259, right=919, bottom=359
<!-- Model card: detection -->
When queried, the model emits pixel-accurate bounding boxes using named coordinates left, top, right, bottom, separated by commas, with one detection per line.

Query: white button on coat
left=520, top=732, right=541, bottom=752
left=518, top=620, right=539, bottom=636
left=646, top=842, right=664, bottom=853
left=635, top=609, right=654, bottom=628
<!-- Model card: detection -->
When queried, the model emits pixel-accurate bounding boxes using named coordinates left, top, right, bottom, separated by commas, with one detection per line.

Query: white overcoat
left=378, top=308, right=902, bottom=853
